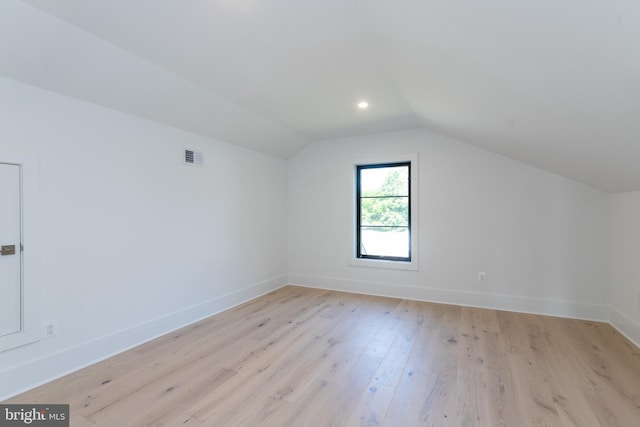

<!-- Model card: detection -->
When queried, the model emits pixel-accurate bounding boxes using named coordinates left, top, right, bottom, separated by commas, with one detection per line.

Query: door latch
left=1, top=245, right=16, bottom=256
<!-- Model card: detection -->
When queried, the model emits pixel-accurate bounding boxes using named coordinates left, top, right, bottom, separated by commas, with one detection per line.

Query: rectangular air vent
left=184, top=149, right=204, bottom=166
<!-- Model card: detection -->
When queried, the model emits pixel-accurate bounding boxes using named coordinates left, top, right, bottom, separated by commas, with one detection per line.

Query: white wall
left=610, top=192, right=640, bottom=346
left=0, top=77, right=287, bottom=400
left=288, top=129, right=611, bottom=319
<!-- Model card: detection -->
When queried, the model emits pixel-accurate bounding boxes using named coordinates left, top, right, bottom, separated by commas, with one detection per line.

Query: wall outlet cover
left=45, top=321, right=58, bottom=337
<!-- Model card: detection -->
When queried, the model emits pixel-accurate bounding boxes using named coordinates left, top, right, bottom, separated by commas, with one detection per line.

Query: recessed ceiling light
left=357, top=101, right=369, bottom=109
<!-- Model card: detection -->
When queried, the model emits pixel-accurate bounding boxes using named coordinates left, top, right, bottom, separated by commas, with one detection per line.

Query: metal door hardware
left=1, top=245, right=16, bottom=256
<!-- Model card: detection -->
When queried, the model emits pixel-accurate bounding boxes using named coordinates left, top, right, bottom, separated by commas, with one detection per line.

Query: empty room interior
left=1, top=1, right=640, bottom=426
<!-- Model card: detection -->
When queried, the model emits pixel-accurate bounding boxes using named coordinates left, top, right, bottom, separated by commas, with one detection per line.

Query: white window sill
left=0, top=331, right=39, bottom=353
left=349, top=257, right=418, bottom=271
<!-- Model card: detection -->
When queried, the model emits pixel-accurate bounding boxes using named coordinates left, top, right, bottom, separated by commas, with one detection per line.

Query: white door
left=0, top=163, right=21, bottom=337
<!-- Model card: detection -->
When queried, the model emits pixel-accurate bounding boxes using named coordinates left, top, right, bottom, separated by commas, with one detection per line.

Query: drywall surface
left=288, top=129, right=610, bottom=319
left=610, top=192, right=640, bottom=346
left=0, top=77, right=287, bottom=400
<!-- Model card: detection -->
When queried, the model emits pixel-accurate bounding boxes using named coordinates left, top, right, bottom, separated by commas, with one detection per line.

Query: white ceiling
left=4, top=0, right=640, bottom=192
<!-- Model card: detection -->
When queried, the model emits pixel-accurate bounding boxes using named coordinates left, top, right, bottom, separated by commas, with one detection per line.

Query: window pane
left=360, top=227, right=409, bottom=258
left=356, top=161, right=411, bottom=262
left=360, top=197, right=408, bottom=227
left=360, top=166, right=408, bottom=197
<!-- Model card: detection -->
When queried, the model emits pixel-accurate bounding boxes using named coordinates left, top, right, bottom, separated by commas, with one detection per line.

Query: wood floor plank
left=85, top=366, right=236, bottom=425
left=474, top=330, right=523, bottom=427
left=309, top=353, right=383, bottom=427
left=456, top=368, right=491, bottom=427
left=4, top=285, right=640, bottom=427
left=507, top=352, right=563, bottom=426
left=418, top=371, right=459, bottom=426
left=347, top=382, right=396, bottom=426
left=383, top=302, right=459, bottom=426
left=580, top=380, right=640, bottom=427
left=3, top=350, right=149, bottom=406
left=69, top=415, right=95, bottom=427
left=551, top=385, right=601, bottom=427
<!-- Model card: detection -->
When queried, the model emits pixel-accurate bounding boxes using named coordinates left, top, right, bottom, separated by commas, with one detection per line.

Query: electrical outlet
left=478, top=272, right=487, bottom=283
left=45, top=320, right=58, bottom=337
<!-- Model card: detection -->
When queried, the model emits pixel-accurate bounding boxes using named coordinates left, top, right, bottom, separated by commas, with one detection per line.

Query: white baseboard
left=0, top=276, right=287, bottom=402
left=609, top=308, right=640, bottom=349
left=288, top=274, right=610, bottom=322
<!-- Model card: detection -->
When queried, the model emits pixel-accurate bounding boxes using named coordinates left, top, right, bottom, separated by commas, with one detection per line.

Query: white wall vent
left=184, top=149, right=204, bottom=166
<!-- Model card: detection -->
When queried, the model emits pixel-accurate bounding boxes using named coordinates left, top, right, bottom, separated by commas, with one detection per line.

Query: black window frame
left=356, top=161, right=411, bottom=262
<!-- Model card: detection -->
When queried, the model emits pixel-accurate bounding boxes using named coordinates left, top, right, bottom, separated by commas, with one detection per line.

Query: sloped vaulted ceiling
left=3, top=0, right=640, bottom=192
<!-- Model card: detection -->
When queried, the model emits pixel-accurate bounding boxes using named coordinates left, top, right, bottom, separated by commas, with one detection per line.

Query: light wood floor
left=5, top=286, right=640, bottom=426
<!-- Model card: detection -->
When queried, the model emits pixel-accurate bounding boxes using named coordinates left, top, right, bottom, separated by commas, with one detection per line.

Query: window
left=356, top=162, right=411, bottom=262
